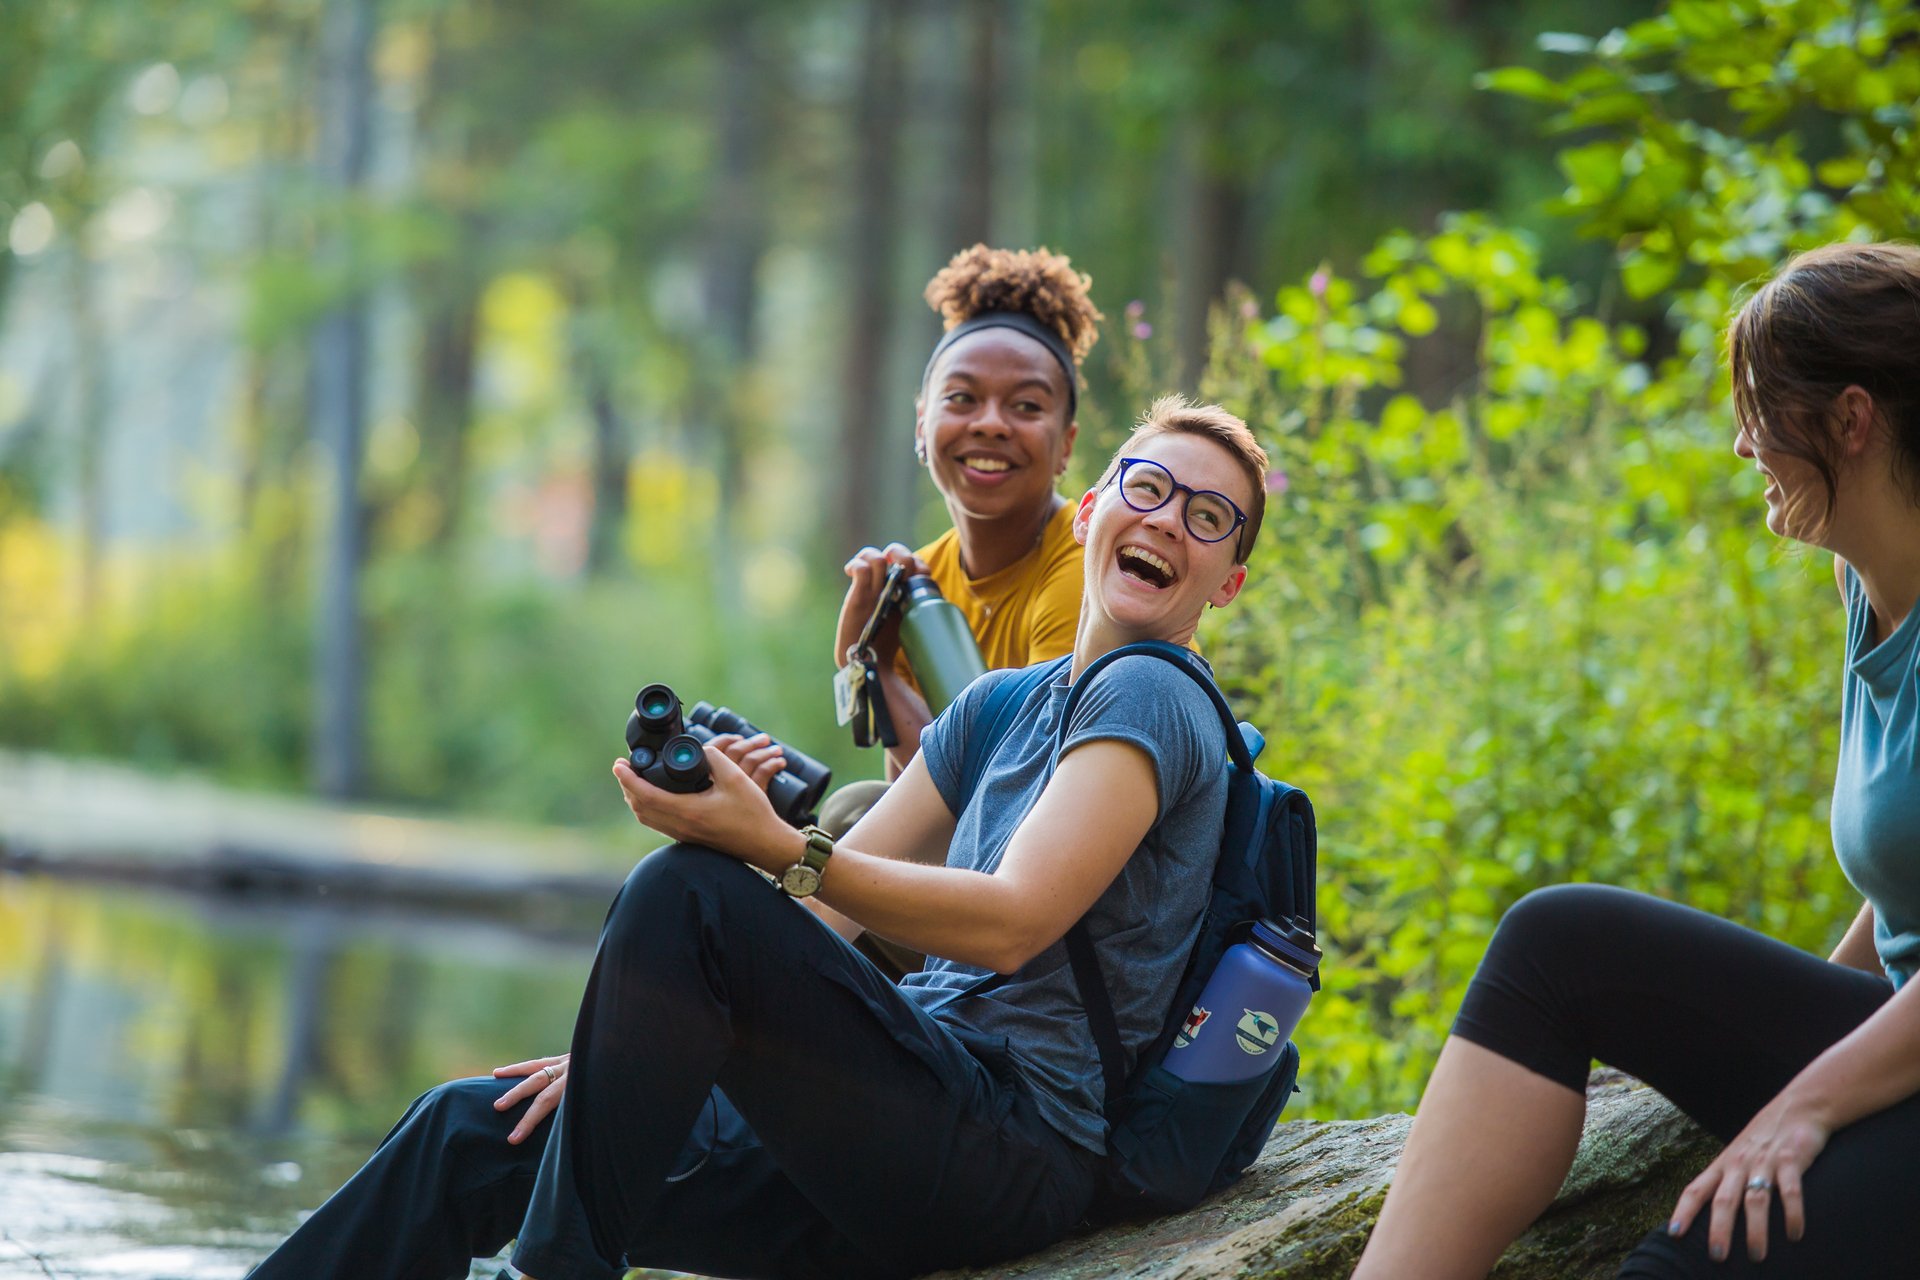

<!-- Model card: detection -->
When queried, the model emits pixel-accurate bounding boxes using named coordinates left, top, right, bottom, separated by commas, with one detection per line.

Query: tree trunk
left=583, top=351, right=627, bottom=578
left=697, top=4, right=768, bottom=595
left=65, top=235, right=108, bottom=621
left=416, top=276, right=477, bottom=549
left=944, top=0, right=999, bottom=254
left=1176, top=132, right=1253, bottom=393
left=834, top=0, right=906, bottom=556
left=308, top=0, right=377, bottom=800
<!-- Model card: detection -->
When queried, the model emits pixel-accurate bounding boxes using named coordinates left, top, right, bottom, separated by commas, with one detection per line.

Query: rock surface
left=930, top=1071, right=1716, bottom=1280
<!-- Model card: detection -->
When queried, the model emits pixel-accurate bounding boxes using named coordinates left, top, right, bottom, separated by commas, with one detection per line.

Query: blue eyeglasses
left=1105, top=457, right=1249, bottom=560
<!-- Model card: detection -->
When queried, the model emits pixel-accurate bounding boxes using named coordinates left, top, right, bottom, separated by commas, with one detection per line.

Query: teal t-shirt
left=1834, top=564, right=1920, bottom=987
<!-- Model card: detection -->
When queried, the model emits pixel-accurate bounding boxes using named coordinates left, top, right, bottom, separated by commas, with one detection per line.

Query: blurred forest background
left=3, top=0, right=1917, bottom=1119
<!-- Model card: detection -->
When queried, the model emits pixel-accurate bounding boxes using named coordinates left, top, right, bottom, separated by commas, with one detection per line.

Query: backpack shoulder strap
left=1051, top=641, right=1245, bottom=1107
left=1054, top=640, right=1250, bottom=770
left=956, top=657, right=1069, bottom=806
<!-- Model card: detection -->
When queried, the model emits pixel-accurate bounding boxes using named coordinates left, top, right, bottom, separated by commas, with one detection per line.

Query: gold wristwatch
left=780, top=825, right=834, bottom=898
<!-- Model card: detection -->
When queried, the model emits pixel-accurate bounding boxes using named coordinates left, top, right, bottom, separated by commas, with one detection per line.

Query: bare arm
left=1830, top=899, right=1883, bottom=974
left=807, top=742, right=1158, bottom=972
left=1782, top=971, right=1920, bottom=1140
left=879, top=670, right=934, bottom=778
left=613, top=738, right=1159, bottom=975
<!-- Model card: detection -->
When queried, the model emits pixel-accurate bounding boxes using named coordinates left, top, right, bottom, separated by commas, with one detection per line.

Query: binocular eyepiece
left=625, top=684, right=833, bottom=827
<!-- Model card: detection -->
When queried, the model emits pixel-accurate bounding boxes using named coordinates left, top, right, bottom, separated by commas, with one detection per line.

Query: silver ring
left=542, top=1065, right=558, bottom=1083
left=1746, top=1176, right=1772, bottom=1193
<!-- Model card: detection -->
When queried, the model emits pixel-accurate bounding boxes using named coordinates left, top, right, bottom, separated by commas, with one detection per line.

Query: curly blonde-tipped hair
left=923, top=244, right=1104, bottom=364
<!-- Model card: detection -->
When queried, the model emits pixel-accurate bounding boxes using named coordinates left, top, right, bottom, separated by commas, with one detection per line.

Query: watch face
left=781, top=863, right=823, bottom=897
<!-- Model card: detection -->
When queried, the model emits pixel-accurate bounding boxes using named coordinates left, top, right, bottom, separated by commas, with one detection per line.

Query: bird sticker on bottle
left=1236, top=1009, right=1281, bottom=1056
left=1174, top=1006, right=1212, bottom=1049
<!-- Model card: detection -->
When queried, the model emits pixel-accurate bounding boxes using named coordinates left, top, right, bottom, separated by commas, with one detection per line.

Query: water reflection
left=0, top=873, right=599, bottom=1279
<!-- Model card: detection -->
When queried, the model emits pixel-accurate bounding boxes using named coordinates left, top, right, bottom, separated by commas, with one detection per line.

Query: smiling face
left=916, top=328, right=1076, bottom=525
left=1072, top=431, right=1252, bottom=648
left=1735, top=411, right=1832, bottom=544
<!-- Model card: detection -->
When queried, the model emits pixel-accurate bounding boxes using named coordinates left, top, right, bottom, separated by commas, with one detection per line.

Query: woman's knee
left=1485, top=883, right=1636, bottom=972
left=395, top=1077, right=518, bottom=1156
left=603, top=842, right=762, bottom=949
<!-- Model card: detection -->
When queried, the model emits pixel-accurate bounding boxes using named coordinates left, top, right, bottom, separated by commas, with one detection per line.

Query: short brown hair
left=1728, top=241, right=1920, bottom=532
left=1098, top=395, right=1270, bottom=563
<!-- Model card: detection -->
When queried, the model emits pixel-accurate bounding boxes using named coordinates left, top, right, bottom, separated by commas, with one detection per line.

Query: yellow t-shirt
left=914, top=500, right=1084, bottom=671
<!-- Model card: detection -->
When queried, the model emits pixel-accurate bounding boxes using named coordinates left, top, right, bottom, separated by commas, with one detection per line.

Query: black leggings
left=1453, top=883, right=1919, bottom=1278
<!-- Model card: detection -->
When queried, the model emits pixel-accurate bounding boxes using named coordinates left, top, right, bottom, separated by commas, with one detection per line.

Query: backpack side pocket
left=1097, top=1039, right=1300, bottom=1218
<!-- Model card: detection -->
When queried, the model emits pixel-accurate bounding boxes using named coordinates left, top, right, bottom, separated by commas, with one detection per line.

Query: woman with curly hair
left=832, top=243, right=1103, bottom=775
left=805, top=244, right=1105, bottom=976
left=1353, top=242, right=1920, bottom=1278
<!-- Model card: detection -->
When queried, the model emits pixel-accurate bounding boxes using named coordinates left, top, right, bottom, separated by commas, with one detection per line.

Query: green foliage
left=1206, top=229, right=1849, bottom=1116
left=1486, top=0, right=1920, bottom=334
left=1185, top=2, right=1920, bottom=1116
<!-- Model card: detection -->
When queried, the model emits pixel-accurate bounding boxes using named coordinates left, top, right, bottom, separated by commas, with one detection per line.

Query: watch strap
left=798, top=824, right=834, bottom=873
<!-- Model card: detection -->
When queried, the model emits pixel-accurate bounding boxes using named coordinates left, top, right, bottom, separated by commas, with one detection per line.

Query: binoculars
left=625, top=684, right=833, bottom=827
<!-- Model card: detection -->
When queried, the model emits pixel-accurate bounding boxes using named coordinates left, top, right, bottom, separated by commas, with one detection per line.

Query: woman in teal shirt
left=1355, top=242, right=1920, bottom=1278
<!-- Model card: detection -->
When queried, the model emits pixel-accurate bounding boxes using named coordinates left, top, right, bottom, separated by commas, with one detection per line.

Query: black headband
left=921, top=310, right=1079, bottom=419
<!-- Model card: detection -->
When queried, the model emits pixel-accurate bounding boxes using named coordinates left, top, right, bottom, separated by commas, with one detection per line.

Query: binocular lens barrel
left=634, top=683, right=683, bottom=735
left=692, top=702, right=752, bottom=738
left=687, top=701, right=833, bottom=821
left=661, top=734, right=710, bottom=786
left=627, top=688, right=832, bottom=824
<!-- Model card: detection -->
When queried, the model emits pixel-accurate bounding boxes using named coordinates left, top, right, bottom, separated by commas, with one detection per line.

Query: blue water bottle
left=1164, top=920, right=1319, bottom=1084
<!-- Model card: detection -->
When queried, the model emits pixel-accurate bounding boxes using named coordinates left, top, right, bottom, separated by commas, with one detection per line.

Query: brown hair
left=923, top=245, right=1104, bottom=365
left=1098, top=395, right=1270, bottom=563
left=1728, top=241, right=1920, bottom=531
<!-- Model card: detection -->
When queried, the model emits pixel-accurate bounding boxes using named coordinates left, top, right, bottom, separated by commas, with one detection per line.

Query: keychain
left=836, top=566, right=909, bottom=748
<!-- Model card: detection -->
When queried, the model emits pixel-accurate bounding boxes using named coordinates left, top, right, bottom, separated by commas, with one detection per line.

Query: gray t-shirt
left=902, top=653, right=1227, bottom=1153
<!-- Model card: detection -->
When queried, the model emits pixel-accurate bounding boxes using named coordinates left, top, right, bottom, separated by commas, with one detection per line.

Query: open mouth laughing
left=1117, top=545, right=1176, bottom=589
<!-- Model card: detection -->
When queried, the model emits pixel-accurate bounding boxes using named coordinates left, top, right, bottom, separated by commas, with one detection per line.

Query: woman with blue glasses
left=245, top=398, right=1272, bottom=1280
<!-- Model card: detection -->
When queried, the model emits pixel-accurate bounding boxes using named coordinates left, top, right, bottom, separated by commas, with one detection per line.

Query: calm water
left=0, top=873, right=603, bottom=1279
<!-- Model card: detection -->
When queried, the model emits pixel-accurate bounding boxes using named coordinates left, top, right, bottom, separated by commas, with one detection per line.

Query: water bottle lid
left=1250, top=918, right=1321, bottom=979
left=903, top=574, right=946, bottom=604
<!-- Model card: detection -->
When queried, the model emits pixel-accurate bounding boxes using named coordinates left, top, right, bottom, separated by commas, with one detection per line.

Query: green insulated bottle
left=897, top=575, right=988, bottom=713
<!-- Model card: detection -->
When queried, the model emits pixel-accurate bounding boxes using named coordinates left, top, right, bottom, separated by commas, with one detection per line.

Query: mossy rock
left=927, top=1070, right=1716, bottom=1280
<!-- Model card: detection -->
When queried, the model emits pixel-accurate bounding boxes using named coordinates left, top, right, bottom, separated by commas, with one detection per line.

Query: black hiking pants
left=1454, top=882, right=1919, bottom=1277
left=248, top=844, right=1097, bottom=1280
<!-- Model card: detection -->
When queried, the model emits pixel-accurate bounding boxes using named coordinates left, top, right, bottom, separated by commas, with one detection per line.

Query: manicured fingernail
left=1667, top=1220, right=1682, bottom=1236
left=1710, top=1244, right=1727, bottom=1261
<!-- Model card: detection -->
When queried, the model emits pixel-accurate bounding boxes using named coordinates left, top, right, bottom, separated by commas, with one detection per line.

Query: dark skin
left=832, top=327, right=1077, bottom=773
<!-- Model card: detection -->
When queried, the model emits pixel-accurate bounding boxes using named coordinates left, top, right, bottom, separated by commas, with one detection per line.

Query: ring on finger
left=542, top=1065, right=558, bottom=1083
left=1745, top=1176, right=1772, bottom=1193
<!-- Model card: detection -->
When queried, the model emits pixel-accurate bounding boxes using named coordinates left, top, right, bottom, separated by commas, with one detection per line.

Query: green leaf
left=1558, top=142, right=1624, bottom=200
left=1816, top=155, right=1869, bottom=188
left=1398, top=297, right=1439, bottom=336
left=1380, top=394, right=1425, bottom=440
left=1621, top=248, right=1680, bottom=299
left=1474, top=67, right=1567, bottom=102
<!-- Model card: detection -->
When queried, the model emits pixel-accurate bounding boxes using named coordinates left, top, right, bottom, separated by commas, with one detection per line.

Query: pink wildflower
left=1132, top=321, right=1152, bottom=340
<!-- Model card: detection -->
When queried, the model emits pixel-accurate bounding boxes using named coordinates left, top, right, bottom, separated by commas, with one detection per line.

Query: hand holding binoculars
left=625, top=685, right=833, bottom=828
